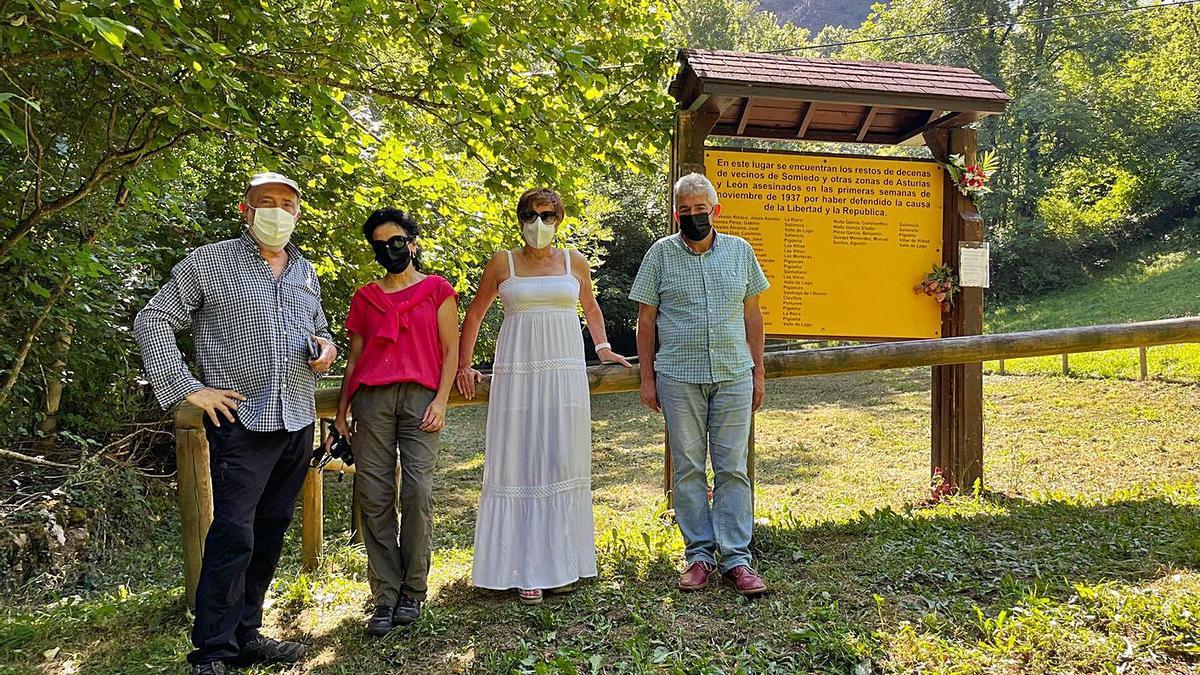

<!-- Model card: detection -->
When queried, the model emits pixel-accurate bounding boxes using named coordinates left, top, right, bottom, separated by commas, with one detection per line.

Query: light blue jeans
left=656, top=372, right=754, bottom=573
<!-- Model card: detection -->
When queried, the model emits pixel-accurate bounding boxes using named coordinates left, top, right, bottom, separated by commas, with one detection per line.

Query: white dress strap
left=562, top=248, right=571, bottom=276
left=505, top=249, right=516, bottom=277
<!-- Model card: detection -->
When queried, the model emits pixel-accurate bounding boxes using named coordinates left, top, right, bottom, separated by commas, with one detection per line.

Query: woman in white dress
left=456, top=187, right=631, bottom=604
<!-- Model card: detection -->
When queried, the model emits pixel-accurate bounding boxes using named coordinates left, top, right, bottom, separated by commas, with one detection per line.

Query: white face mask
left=249, top=207, right=297, bottom=248
left=521, top=216, right=556, bottom=249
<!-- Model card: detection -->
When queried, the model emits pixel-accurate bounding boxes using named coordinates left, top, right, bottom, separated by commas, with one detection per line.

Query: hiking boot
left=234, top=634, right=306, bottom=665
left=677, top=561, right=717, bottom=591
left=393, top=594, right=422, bottom=625
left=723, top=565, right=768, bottom=597
left=367, top=604, right=395, bottom=636
left=191, top=663, right=226, bottom=675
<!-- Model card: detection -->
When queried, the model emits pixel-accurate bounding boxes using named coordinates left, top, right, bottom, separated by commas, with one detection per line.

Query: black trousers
left=189, top=417, right=313, bottom=665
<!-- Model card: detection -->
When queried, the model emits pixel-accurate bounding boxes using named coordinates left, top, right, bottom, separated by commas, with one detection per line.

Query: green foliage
left=587, top=172, right=668, bottom=354
left=1, top=456, right=177, bottom=594
left=1037, top=164, right=1142, bottom=242
left=670, top=0, right=812, bottom=51
left=845, top=0, right=1200, bottom=300
left=985, top=229, right=1200, bottom=380
left=0, top=0, right=676, bottom=446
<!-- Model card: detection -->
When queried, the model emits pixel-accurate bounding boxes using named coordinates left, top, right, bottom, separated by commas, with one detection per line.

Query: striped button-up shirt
left=629, top=232, right=769, bottom=384
left=134, top=232, right=333, bottom=432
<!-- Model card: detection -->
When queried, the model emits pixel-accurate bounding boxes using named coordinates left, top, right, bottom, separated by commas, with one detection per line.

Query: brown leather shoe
left=677, top=561, right=717, bottom=591
left=723, top=565, right=767, bottom=597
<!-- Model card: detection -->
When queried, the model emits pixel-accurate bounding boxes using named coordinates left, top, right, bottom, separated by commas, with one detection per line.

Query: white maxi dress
left=471, top=249, right=597, bottom=590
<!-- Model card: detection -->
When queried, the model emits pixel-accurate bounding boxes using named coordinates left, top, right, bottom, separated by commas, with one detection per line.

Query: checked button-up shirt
left=629, top=232, right=769, bottom=385
left=134, top=232, right=334, bottom=432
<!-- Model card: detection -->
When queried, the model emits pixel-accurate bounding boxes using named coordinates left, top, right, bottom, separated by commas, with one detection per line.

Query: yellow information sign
left=705, top=148, right=945, bottom=340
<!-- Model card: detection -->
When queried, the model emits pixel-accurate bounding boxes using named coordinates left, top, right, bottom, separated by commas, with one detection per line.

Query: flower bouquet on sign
left=944, top=150, right=998, bottom=201
left=915, top=264, right=960, bottom=313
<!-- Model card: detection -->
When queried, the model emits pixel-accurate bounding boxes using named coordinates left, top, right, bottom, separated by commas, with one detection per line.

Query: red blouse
left=344, top=276, right=457, bottom=401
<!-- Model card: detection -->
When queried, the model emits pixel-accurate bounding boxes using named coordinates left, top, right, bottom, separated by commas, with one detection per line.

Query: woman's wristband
left=594, top=342, right=611, bottom=354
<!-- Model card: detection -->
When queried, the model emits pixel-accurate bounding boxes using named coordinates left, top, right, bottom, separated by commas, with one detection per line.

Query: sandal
left=517, top=588, right=543, bottom=605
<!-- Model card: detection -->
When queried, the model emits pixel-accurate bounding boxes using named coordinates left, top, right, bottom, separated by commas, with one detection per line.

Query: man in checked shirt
left=134, top=172, right=336, bottom=675
left=629, top=172, right=770, bottom=599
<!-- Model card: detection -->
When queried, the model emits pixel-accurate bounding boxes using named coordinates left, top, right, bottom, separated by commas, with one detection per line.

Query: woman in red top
left=334, top=208, right=458, bottom=636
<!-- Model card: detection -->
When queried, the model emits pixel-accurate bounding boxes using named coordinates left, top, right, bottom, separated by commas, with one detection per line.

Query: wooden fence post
left=924, top=127, right=984, bottom=492
left=1061, top=353, right=1070, bottom=376
left=998, top=359, right=1006, bottom=375
left=300, top=468, right=323, bottom=572
left=175, top=425, right=213, bottom=608
left=1139, top=346, right=1148, bottom=380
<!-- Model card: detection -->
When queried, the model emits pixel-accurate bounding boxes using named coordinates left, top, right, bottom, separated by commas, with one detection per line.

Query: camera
left=311, top=423, right=354, bottom=469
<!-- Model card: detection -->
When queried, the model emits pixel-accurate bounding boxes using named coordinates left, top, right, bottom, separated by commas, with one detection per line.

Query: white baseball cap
left=244, top=171, right=301, bottom=198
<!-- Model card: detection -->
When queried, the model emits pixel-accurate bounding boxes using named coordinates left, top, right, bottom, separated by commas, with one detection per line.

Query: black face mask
left=678, top=212, right=712, bottom=241
left=372, top=235, right=412, bottom=274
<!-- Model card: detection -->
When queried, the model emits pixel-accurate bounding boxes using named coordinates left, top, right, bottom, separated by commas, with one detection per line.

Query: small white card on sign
left=959, top=242, right=990, bottom=288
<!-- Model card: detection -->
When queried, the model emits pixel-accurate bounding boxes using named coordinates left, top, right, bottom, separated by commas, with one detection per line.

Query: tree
left=0, top=0, right=676, bottom=448
left=843, top=0, right=1200, bottom=297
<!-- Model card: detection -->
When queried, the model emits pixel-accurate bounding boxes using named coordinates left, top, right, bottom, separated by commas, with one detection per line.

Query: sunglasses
left=372, top=234, right=413, bottom=252
left=519, top=210, right=559, bottom=224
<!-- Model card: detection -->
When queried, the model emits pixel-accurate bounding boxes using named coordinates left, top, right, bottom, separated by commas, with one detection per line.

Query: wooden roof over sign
left=670, top=49, right=1011, bottom=145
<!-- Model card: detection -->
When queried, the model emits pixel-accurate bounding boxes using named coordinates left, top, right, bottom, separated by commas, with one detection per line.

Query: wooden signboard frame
left=665, top=49, right=1011, bottom=502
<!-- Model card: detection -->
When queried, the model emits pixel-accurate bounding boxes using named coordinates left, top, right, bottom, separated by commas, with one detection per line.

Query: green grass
left=3, top=370, right=1200, bottom=673
left=985, top=237, right=1200, bottom=381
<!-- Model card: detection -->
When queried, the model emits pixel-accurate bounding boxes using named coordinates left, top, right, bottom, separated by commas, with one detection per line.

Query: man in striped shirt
left=134, top=172, right=336, bottom=675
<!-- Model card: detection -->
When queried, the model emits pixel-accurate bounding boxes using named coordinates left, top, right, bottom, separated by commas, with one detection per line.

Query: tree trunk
left=0, top=273, right=71, bottom=411
left=36, top=320, right=73, bottom=451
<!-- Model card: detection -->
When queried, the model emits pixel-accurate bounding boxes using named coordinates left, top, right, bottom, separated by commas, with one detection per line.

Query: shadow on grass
left=754, top=491, right=1200, bottom=612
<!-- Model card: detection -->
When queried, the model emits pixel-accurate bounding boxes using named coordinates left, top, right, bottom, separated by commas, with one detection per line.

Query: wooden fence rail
left=173, top=316, right=1200, bottom=606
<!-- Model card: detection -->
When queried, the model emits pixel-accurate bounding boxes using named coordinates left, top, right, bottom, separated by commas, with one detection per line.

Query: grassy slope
left=2, top=371, right=1199, bottom=674
left=986, top=240, right=1200, bottom=380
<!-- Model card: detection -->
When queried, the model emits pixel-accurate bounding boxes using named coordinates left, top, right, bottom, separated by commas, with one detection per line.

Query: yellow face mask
left=249, top=207, right=296, bottom=248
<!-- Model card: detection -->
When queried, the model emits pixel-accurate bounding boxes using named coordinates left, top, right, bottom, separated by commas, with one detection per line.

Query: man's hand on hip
left=309, top=337, right=337, bottom=373
left=186, top=388, right=247, bottom=427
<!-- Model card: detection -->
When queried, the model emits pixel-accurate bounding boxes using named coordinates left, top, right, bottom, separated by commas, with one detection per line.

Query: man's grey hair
left=674, top=172, right=719, bottom=206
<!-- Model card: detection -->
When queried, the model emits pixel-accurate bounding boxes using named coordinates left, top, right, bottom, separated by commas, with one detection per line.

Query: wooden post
left=1139, top=346, right=1148, bottom=380
left=998, top=359, right=1006, bottom=375
left=924, top=127, right=984, bottom=492
left=674, top=108, right=722, bottom=178
left=300, top=468, right=323, bottom=572
left=175, top=426, right=213, bottom=608
left=1061, top=353, right=1070, bottom=376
